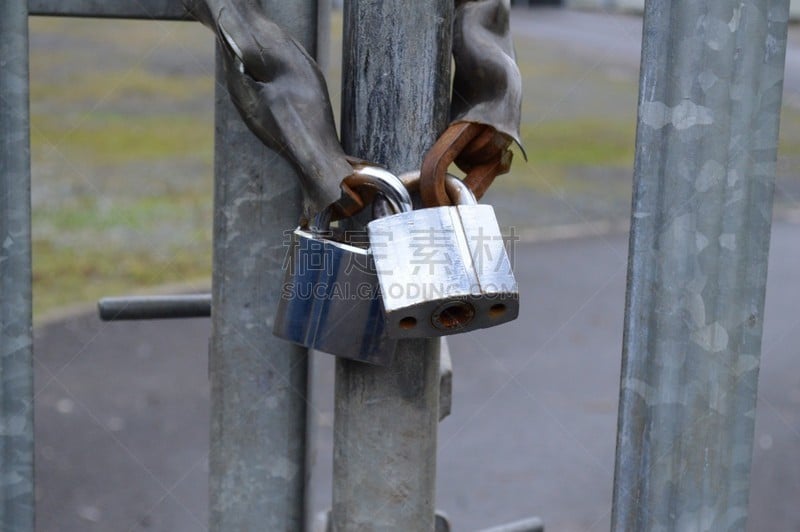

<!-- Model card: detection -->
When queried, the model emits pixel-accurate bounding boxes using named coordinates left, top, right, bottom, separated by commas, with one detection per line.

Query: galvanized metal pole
left=209, top=1, right=322, bottom=529
left=0, top=2, right=34, bottom=530
left=332, top=1, right=453, bottom=530
left=27, top=0, right=193, bottom=19
left=612, top=1, right=790, bottom=530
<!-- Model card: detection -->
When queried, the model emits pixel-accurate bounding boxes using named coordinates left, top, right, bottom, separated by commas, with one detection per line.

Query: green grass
left=779, top=105, right=800, bottom=155
left=31, top=113, right=213, bottom=165
left=29, top=68, right=213, bottom=104
left=520, top=119, right=635, bottom=167
left=29, top=18, right=215, bottom=318
left=33, top=241, right=211, bottom=318
left=34, top=193, right=211, bottom=233
left=31, top=191, right=213, bottom=317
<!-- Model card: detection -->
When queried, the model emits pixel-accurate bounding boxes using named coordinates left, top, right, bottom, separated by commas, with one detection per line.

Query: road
left=35, top=222, right=800, bottom=531
left=510, top=7, right=800, bottom=108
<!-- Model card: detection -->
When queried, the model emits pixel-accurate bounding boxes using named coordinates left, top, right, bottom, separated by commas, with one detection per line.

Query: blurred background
left=29, top=3, right=800, bottom=531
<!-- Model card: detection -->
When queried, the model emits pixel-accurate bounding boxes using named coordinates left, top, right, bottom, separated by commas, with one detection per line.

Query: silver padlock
left=273, top=165, right=412, bottom=366
left=367, top=173, right=519, bottom=338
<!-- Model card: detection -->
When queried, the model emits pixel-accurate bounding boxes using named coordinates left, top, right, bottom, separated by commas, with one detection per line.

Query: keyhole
left=432, top=301, right=476, bottom=330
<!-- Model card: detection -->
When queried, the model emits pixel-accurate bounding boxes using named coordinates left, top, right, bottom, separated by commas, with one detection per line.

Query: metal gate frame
left=0, top=0, right=793, bottom=530
left=1, top=0, right=445, bottom=529
left=2, top=1, right=323, bottom=529
left=612, top=1, right=790, bottom=530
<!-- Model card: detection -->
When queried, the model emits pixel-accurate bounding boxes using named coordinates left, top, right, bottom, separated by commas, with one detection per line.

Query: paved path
left=510, top=8, right=800, bottom=107
left=34, top=222, right=800, bottom=531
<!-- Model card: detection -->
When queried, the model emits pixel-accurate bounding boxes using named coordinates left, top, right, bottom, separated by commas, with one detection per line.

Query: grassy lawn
left=27, top=13, right=800, bottom=318
left=29, top=18, right=215, bottom=318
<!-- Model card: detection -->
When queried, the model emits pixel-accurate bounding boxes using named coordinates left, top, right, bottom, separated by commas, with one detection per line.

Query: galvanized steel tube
left=27, top=0, right=193, bottom=19
left=612, top=1, right=790, bottom=530
left=332, top=1, right=453, bottom=530
left=209, top=1, right=321, bottom=530
left=0, top=2, right=34, bottom=530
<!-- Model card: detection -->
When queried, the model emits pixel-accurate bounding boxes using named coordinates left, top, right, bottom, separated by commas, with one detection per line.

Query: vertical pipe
left=612, top=1, right=790, bottom=530
left=0, top=2, right=34, bottom=531
left=316, top=0, right=332, bottom=74
left=332, top=1, right=453, bottom=530
left=209, top=2, right=320, bottom=529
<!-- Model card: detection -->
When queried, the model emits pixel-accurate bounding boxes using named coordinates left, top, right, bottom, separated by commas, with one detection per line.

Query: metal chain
left=184, top=0, right=523, bottom=215
left=421, top=0, right=525, bottom=207
left=183, top=0, right=360, bottom=221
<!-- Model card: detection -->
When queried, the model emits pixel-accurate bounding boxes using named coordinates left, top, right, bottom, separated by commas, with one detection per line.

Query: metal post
left=0, top=1, right=34, bottom=530
left=331, top=1, right=453, bottom=530
left=27, top=0, right=192, bottom=19
left=612, top=1, right=790, bottom=530
left=209, top=2, right=322, bottom=529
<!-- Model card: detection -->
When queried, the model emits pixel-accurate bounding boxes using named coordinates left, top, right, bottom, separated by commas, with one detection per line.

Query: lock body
left=273, top=227, right=395, bottom=366
left=367, top=204, right=518, bottom=338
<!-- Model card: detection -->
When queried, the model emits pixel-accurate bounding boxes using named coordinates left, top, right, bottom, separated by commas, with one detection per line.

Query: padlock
left=273, top=165, right=413, bottom=366
left=367, top=172, right=519, bottom=338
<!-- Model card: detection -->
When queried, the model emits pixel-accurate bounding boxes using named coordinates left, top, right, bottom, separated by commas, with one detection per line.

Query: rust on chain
left=417, top=0, right=523, bottom=208
left=329, top=158, right=400, bottom=220
left=419, top=121, right=513, bottom=207
left=451, top=0, right=524, bottom=152
left=333, top=181, right=368, bottom=219
left=461, top=146, right=513, bottom=200
left=188, top=0, right=523, bottom=216
left=420, top=122, right=483, bottom=207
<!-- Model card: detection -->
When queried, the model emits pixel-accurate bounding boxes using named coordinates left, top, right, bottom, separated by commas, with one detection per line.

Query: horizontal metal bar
left=478, top=517, right=544, bottom=532
left=324, top=509, right=455, bottom=531
left=97, top=294, right=211, bottom=320
left=28, top=0, right=194, bottom=20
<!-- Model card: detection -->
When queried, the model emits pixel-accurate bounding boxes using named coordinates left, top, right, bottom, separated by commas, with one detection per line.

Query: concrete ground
left=34, top=222, right=800, bottom=531
left=509, top=7, right=800, bottom=105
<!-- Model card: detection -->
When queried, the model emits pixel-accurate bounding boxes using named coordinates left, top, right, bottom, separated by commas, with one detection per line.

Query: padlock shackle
left=310, top=164, right=412, bottom=234
left=398, top=170, right=477, bottom=206
left=441, top=174, right=477, bottom=206
left=345, top=164, right=413, bottom=214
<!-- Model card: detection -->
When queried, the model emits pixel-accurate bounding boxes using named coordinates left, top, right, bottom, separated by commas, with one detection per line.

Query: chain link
left=186, top=0, right=523, bottom=214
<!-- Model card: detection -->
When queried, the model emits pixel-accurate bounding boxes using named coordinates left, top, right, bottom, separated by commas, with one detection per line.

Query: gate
left=0, top=0, right=791, bottom=530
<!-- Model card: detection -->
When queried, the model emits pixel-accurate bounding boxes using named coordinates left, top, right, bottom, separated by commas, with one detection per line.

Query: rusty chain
left=185, top=0, right=523, bottom=217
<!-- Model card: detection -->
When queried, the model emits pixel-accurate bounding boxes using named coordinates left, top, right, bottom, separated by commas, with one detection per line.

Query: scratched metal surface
left=611, top=1, right=790, bottom=530
left=0, top=2, right=34, bottom=530
left=208, top=1, right=320, bottom=530
left=330, top=1, right=453, bottom=530
left=28, top=0, right=193, bottom=20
